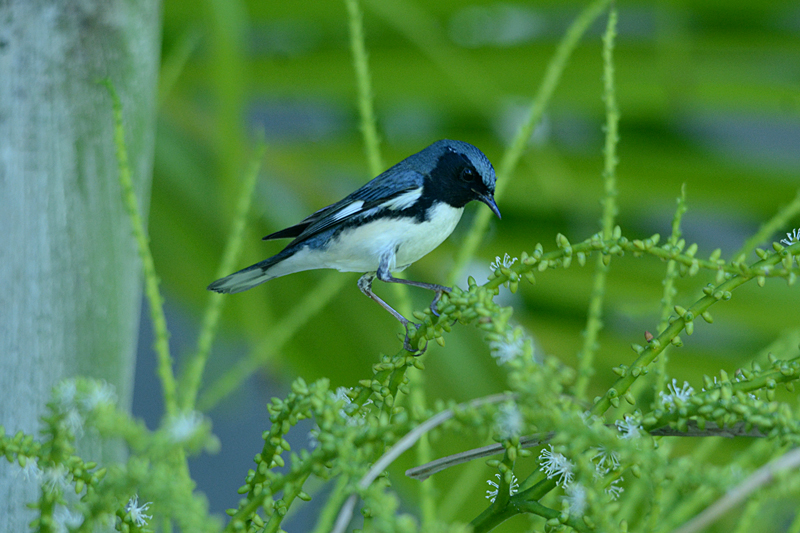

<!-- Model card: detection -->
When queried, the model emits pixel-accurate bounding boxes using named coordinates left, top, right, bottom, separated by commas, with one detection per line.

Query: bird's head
left=422, top=140, right=501, bottom=218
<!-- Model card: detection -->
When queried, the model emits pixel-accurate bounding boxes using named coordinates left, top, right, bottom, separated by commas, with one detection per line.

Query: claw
left=430, top=296, right=442, bottom=317
left=403, top=322, right=427, bottom=355
left=403, top=334, right=415, bottom=352
left=429, top=287, right=451, bottom=317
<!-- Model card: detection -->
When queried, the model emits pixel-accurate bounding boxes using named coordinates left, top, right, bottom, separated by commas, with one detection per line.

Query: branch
left=574, top=4, right=619, bottom=400
left=179, top=140, right=265, bottom=412
left=406, top=433, right=551, bottom=482
left=671, top=447, right=800, bottom=533
left=406, top=421, right=765, bottom=481
left=105, top=80, right=178, bottom=417
left=332, top=393, right=514, bottom=533
left=448, top=0, right=612, bottom=285
left=649, top=420, right=766, bottom=438
left=345, top=0, right=383, bottom=176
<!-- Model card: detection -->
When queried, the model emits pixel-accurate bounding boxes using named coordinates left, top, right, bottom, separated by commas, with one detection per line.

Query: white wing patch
left=331, top=200, right=364, bottom=221
left=261, top=202, right=465, bottom=277
left=380, top=187, right=423, bottom=211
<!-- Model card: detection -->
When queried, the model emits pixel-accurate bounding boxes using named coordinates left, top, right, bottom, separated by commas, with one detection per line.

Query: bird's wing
left=263, top=169, right=425, bottom=245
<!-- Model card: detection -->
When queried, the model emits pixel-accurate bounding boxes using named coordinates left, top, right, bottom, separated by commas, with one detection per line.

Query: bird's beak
left=477, top=192, right=502, bottom=219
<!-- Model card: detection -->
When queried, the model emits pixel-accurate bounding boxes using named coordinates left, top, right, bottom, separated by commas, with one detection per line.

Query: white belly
left=273, top=203, right=464, bottom=275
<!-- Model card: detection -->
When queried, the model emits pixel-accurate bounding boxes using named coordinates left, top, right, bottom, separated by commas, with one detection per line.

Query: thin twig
left=448, top=0, right=612, bottom=285
left=197, top=273, right=348, bottom=411
left=179, top=140, right=265, bottom=411
left=406, top=433, right=552, bottom=481
left=332, top=393, right=514, bottom=533
left=671, top=447, right=800, bottom=533
left=574, top=6, right=619, bottom=399
left=406, top=421, right=765, bottom=482
left=653, top=184, right=688, bottom=394
left=104, top=80, right=178, bottom=417
left=736, top=189, right=800, bottom=261
left=345, top=0, right=383, bottom=176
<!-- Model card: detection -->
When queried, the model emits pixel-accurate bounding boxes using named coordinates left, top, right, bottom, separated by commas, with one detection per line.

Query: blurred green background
left=135, top=0, right=800, bottom=528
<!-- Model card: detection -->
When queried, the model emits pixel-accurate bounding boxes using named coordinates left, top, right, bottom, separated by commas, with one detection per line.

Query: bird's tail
left=207, top=255, right=283, bottom=294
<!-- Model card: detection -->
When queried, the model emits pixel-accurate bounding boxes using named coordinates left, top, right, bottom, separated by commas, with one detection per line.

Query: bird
left=208, top=139, right=501, bottom=351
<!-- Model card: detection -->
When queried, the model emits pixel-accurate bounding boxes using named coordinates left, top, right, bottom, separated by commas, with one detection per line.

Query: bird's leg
left=358, top=272, right=422, bottom=353
left=358, top=272, right=409, bottom=325
left=375, top=264, right=451, bottom=317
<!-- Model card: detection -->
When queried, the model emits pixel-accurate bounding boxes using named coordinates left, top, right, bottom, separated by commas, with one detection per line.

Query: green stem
left=470, top=475, right=560, bottom=533
left=408, top=370, right=437, bottom=525
left=516, top=499, right=588, bottom=532
left=157, top=26, right=202, bottom=104
left=362, top=0, right=498, bottom=109
left=654, top=185, right=688, bottom=392
left=104, top=80, right=178, bottom=417
left=591, top=243, right=800, bottom=416
left=736, top=189, right=800, bottom=261
left=198, top=272, right=348, bottom=411
left=520, top=477, right=557, bottom=502
left=179, top=141, right=265, bottom=412
left=449, top=0, right=612, bottom=286
left=643, top=355, right=800, bottom=432
left=599, top=7, right=620, bottom=238
left=470, top=504, right=519, bottom=533
left=574, top=7, right=619, bottom=399
left=344, top=0, right=383, bottom=176
left=490, top=451, right=515, bottom=512
left=311, top=476, right=351, bottom=533
left=408, top=234, right=799, bottom=360
left=264, top=473, right=311, bottom=533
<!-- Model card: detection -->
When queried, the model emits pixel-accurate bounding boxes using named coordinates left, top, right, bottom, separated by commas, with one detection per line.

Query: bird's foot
left=429, top=286, right=452, bottom=317
left=403, top=322, right=427, bottom=355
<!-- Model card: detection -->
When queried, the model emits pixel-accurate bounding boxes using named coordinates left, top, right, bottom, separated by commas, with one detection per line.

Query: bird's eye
left=460, top=167, right=476, bottom=182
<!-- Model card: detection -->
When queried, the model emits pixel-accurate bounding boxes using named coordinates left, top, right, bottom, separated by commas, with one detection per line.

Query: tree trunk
left=0, top=1, right=161, bottom=529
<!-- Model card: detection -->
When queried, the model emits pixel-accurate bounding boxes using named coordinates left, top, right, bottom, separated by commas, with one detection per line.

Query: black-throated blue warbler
left=208, top=139, right=500, bottom=351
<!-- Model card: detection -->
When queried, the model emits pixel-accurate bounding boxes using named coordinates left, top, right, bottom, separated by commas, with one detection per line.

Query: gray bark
left=0, top=1, right=161, bottom=529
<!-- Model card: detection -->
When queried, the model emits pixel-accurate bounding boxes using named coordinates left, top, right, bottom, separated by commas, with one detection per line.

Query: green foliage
left=4, top=1, right=800, bottom=532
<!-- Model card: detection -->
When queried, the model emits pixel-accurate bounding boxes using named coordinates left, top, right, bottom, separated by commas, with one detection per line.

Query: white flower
left=490, top=253, right=518, bottom=271
left=307, top=427, right=320, bottom=450
left=781, top=228, right=799, bottom=267
left=126, top=495, right=152, bottom=527
left=605, top=477, right=624, bottom=500
left=659, top=379, right=694, bottom=409
left=485, top=473, right=519, bottom=503
left=780, top=228, right=799, bottom=247
left=62, top=408, right=84, bottom=437
left=495, top=402, right=523, bottom=440
left=53, top=379, right=84, bottom=435
left=166, top=411, right=205, bottom=443
left=16, top=461, right=43, bottom=483
left=489, top=328, right=526, bottom=364
left=41, top=464, right=70, bottom=494
left=54, top=380, right=78, bottom=410
left=311, top=388, right=370, bottom=447
left=53, top=505, right=84, bottom=533
left=700, top=376, right=719, bottom=392
left=332, top=387, right=367, bottom=427
left=334, top=387, right=353, bottom=418
left=591, top=446, right=620, bottom=476
left=615, top=415, right=642, bottom=440
left=564, top=483, right=587, bottom=516
left=81, top=381, right=117, bottom=411
left=490, top=254, right=519, bottom=288
left=580, top=410, right=601, bottom=427
left=732, top=373, right=758, bottom=400
left=539, top=445, right=575, bottom=487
